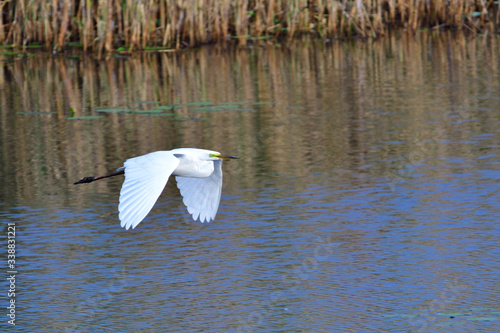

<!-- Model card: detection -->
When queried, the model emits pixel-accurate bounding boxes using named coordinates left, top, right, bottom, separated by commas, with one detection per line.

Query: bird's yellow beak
left=217, top=153, right=239, bottom=159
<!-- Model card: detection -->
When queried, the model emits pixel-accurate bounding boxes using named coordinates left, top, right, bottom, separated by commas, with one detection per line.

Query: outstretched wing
left=175, top=160, right=223, bottom=223
left=119, top=151, right=180, bottom=230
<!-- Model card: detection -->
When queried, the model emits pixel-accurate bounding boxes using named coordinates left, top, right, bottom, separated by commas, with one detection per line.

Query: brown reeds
left=0, top=0, right=498, bottom=52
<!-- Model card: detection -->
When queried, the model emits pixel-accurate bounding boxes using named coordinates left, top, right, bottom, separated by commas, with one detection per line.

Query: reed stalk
left=0, top=0, right=498, bottom=52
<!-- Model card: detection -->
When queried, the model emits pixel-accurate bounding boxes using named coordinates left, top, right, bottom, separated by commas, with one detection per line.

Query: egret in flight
left=74, top=148, right=238, bottom=229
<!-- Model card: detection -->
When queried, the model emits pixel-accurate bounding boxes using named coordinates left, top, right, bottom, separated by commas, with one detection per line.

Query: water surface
left=1, top=33, right=500, bottom=332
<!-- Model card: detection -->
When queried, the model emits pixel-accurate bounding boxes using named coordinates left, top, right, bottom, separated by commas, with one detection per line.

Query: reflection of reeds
left=1, top=32, right=500, bottom=206
left=0, top=1, right=498, bottom=52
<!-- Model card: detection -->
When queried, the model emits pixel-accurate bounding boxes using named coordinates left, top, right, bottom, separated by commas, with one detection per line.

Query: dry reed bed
left=0, top=0, right=498, bottom=53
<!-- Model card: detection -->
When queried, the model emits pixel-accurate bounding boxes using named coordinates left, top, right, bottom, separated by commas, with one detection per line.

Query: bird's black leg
left=74, top=169, right=125, bottom=185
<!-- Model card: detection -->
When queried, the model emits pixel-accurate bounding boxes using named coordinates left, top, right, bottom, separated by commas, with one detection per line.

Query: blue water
left=2, top=153, right=500, bottom=332
left=1, top=36, right=500, bottom=332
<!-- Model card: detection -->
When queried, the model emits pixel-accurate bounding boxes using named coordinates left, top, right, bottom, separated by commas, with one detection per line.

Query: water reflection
left=1, top=32, right=500, bottom=331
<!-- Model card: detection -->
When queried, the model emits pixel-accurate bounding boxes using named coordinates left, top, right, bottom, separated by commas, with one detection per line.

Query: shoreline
left=1, top=30, right=497, bottom=61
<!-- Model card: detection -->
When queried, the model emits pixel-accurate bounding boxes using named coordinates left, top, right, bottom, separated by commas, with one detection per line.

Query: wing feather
left=175, top=160, right=223, bottom=223
left=118, top=151, right=180, bottom=230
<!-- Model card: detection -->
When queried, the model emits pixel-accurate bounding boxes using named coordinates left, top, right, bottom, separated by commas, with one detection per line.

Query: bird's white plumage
left=116, top=148, right=235, bottom=229
left=119, top=151, right=180, bottom=230
left=176, top=160, right=222, bottom=223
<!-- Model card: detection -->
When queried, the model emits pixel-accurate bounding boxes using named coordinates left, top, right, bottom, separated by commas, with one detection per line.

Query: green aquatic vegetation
left=216, top=102, right=250, bottom=106
left=24, top=44, right=44, bottom=49
left=1, top=51, right=23, bottom=56
left=96, top=108, right=131, bottom=113
left=190, top=104, right=253, bottom=112
left=179, top=101, right=214, bottom=107
left=146, top=113, right=176, bottom=117
left=144, top=46, right=173, bottom=51
left=67, top=42, right=83, bottom=48
left=151, top=102, right=217, bottom=110
left=96, top=105, right=175, bottom=114
left=130, top=110, right=165, bottom=114
left=438, top=312, right=469, bottom=317
left=252, top=102, right=276, bottom=105
left=67, top=116, right=104, bottom=120
left=152, top=106, right=177, bottom=110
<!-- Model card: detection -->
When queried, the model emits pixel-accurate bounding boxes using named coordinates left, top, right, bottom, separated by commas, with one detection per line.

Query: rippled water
left=1, top=34, right=500, bottom=332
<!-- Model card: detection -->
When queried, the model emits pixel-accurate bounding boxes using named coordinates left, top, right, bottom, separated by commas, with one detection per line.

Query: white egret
left=74, top=148, right=238, bottom=229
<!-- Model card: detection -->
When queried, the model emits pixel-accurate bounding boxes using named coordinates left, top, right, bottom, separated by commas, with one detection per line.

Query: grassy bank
left=0, top=0, right=498, bottom=54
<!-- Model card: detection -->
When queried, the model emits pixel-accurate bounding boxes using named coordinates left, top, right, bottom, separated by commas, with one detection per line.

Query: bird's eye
left=209, top=153, right=218, bottom=158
